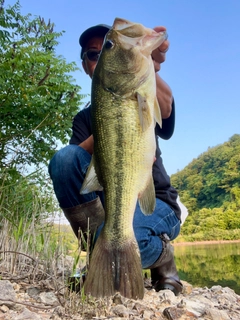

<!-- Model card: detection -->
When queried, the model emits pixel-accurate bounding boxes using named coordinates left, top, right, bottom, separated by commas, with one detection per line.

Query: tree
left=0, top=0, right=85, bottom=171
left=172, top=134, right=240, bottom=241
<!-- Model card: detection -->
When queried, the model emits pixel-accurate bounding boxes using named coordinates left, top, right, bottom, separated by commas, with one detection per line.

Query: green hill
left=171, top=134, right=240, bottom=242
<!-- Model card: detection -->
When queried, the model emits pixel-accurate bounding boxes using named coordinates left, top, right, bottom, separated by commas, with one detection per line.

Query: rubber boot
left=62, top=196, right=105, bottom=249
left=149, top=233, right=183, bottom=296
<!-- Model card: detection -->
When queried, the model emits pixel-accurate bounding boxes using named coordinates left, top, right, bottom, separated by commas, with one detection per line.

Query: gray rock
left=142, top=309, right=155, bottom=319
left=163, top=307, right=190, bottom=319
left=112, top=304, right=130, bottom=317
left=206, top=307, right=230, bottom=320
left=38, top=292, right=59, bottom=306
left=158, top=289, right=177, bottom=304
left=0, top=280, right=16, bottom=308
left=184, top=299, right=207, bottom=317
left=0, top=305, right=9, bottom=313
left=26, top=286, right=41, bottom=300
left=14, top=307, right=42, bottom=320
left=211, top=285, right=224, bottom=293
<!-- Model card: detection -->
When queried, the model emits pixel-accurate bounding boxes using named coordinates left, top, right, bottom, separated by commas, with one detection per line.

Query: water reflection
left=174, top=242, right=240, bottom=294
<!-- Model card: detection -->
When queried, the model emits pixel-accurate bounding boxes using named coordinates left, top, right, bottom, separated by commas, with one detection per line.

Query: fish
left=80, top=17, right=167, bottom=300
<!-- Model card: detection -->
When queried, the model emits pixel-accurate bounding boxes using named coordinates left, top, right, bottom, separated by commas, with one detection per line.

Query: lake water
left=174, top=242, right=240, bottom=295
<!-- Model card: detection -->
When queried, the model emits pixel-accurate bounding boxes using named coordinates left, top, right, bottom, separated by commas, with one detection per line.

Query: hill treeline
left=171, top=134, right=240, bottom=241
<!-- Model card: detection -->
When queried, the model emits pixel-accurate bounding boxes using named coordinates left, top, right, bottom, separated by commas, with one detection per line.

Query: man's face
left=82, top=36, right=104, bottom=78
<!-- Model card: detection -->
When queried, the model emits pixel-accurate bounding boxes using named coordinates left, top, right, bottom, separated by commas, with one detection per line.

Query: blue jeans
left=49, top=144, right=180, bottom=269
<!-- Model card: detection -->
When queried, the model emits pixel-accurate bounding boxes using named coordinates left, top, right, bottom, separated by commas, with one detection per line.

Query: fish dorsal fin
left=80, top=155, right=103, bottom=194
left=136, top=92, right=152, bottom=132
left=154, top=96, right=162, bottom=128
left=138, top=176, right=156, bottom=215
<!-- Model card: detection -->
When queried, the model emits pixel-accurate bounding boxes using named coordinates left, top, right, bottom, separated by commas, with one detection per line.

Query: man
left=49, top=23, right=183, bottom=295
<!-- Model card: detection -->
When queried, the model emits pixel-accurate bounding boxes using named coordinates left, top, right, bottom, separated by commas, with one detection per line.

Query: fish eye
left=105, top=40, right=114, bottom=49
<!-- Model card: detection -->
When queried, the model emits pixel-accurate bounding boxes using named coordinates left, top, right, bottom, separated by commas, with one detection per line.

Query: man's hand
left=151, top=26, right=170, bottom=72
left=79, top=135, right=94, bottom=155
left=151, top=26, right=172, bottom=119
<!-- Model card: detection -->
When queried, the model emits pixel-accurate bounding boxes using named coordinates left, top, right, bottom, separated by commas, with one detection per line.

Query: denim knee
left=49, top=145, right=90, bottom=181
left=48, top=145, right=96, bottom=208
left=133, top=199, right=181, bottom=268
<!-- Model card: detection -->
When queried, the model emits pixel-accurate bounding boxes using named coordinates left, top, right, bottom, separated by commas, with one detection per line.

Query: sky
left=6, top=0, right=240, bottom=176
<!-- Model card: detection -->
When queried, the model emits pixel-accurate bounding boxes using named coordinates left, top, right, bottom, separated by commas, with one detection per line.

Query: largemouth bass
left=80, top=17, right=166, bottom=299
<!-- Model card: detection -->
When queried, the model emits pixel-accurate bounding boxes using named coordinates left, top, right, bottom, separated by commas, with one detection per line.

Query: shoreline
left=173, top=239, right=240, bottom=246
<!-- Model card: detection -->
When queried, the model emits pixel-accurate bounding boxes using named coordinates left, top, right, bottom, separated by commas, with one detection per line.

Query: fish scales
left=93, top=96, right=152, bottom=239
left=80, top=17, right=166, bottom=299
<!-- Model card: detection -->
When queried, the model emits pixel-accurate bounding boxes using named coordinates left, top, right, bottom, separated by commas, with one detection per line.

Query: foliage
left=0, top=166, right=57, bottom=228
left=171, top=134, right=240, bottom=240
left=0, top=174, right=60, bottom=257
left=51, top=223, right=79, bottom=254
left=0, top=0, right=84, bottom=170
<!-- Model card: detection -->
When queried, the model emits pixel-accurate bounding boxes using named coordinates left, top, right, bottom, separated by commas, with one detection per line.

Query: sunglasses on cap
left=82, top=49, right=101, bottom=62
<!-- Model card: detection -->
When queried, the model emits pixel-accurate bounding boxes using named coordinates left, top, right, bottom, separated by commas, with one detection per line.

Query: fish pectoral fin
left=154, top=96, right=162, bottom=128
left=80, top=156, right=103, bottom=194
left=138, top=177, right=156, bottom=215
left=136, top=92, right=152, bottom=132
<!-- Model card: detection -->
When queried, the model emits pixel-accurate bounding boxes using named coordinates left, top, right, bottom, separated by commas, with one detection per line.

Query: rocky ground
left=0, top=252, right=239, bottom=320
left=0, top=277, right=239, bottom=320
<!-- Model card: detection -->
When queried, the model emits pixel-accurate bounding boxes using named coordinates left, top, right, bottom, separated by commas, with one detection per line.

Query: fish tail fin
left=83, top=234, right=144, bottom=300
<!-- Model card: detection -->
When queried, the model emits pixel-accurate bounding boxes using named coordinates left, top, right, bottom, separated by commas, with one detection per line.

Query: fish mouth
left=109, top=17, right=167, bottom=56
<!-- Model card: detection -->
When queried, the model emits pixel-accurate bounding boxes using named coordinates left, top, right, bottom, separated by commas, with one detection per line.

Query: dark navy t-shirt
left=69, top=100, right=181, bottom=220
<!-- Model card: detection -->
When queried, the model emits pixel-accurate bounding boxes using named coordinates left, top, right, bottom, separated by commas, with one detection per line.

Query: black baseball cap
left=79, top=24, right=111, bottom=59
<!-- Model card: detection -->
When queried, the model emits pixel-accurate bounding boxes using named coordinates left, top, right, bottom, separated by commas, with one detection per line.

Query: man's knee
left=49, top=145, right=83, bottom=181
